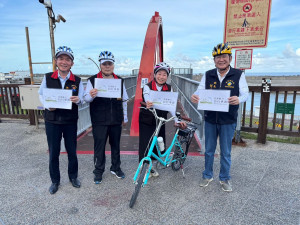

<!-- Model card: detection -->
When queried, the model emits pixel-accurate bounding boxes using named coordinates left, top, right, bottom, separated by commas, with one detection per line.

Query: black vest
left=43, top=72, right=81, bottom=124
left=88, top=74, right=124, bottom=126
left=139, top=81, right=172, bottom=126
left=204, top=67, right=242, bottom=124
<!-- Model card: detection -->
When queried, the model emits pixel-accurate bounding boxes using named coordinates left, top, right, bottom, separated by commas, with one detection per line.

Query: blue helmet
left=55, top=46, right=74, bottom=60
left=98, top=51, right=115, bottom=64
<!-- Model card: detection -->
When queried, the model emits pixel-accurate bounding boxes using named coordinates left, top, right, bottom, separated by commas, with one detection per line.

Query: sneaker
left=199, top=178, right=213, bottom=187
left=94, top=175, right=102, bottom=184
left=220, top=180, right=232, bottom=192
left=110, top=169, right=125, bottom=179
left=149, top=168, right=159, bottom=178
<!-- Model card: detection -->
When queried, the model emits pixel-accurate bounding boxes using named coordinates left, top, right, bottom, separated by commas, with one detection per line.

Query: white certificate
left=95, top=78, right=122, bottom=98
left=43, top=88, right=72, bottom=109
left=197, top=90, right=230, bottom=112
left=149, top=90, right=178, bottom=113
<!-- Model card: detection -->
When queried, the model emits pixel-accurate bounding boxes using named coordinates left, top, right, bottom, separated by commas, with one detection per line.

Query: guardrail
left=171, top=75, right=204, bottom=148
left=242, top=85, right=300, bottom=142
left=77, top=76, right=137, bottom=135
left=0, top=84, right=29, bottom=119
left=172, top=75, right=300, bottom=145
left=1, top=76, right=137, bottom=134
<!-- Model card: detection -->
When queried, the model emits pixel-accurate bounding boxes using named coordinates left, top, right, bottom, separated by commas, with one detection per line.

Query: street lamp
left=39, top=0, right=66, bottom=72
left=88, top=57, right=100, bottom=71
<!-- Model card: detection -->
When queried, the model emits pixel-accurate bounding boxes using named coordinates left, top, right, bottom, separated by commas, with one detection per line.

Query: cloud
left=164, top=41, right=174, bottom=49
left=282, top=44, right=298, bottom=58
left=296, top=48, right=300, bottom=56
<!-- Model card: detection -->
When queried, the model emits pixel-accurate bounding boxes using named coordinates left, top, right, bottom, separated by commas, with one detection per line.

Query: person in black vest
left=38, top=46, right=84, bottom=194
left=191, top=43, right=249, bottom=192
left=84, top=51, right=128, bottom=184
left=139, top=62, right=185, bottom=178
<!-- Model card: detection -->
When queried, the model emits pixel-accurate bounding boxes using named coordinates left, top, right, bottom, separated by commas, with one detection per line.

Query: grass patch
left=240, top=131, right=300, bottom=144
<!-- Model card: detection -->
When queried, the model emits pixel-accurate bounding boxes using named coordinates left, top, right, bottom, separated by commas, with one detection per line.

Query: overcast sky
left=0, top=0, right=300, bottom=75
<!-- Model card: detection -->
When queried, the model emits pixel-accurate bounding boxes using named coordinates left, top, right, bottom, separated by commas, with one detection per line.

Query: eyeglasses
left=101, top=62, right=113, bottom=66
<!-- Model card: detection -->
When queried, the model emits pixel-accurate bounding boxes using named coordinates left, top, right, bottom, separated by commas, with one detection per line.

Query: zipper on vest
left=110, top=98, right=113, bottom=122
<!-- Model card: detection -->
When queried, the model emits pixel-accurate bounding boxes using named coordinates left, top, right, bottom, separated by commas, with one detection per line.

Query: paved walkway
left=0, top=119, right=299, bottom=225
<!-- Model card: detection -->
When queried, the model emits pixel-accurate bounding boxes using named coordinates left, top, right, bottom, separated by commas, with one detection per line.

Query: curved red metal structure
left=130, top=12, right=164, bottom=136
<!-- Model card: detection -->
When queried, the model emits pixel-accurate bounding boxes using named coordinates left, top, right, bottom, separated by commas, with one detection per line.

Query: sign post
left=257, top=78, right=271, bottom=144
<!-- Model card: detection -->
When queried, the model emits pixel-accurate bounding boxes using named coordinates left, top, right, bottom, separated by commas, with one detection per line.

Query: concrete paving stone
left=236, top=198, right=300, bottom=225
left=1, top=122, right=300, bottom=225
left=250, top=170, right=300, bottom=211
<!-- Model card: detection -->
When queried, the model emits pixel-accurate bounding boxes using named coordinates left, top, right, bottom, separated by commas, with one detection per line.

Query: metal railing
left=76, top=76, right=137, bottom=135
left=172, top=75, right=300, bottom=145
left=171, top=68, right=193, bottom=77
left=171, top=75, right=204, bottom=148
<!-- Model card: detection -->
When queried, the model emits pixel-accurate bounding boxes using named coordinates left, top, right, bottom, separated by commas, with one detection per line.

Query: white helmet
left=98, top=51, right=115, bottom=64
left=154, top=62, right=171, bottom=76
left=55, top=46, right=74, bottom=60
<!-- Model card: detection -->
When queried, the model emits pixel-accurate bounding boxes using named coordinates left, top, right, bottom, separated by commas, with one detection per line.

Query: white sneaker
left=149, top=168, right=159, bottom=178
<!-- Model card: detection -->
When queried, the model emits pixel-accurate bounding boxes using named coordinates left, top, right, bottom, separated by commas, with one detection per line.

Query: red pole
left=130, top=12, right=164, bottom=136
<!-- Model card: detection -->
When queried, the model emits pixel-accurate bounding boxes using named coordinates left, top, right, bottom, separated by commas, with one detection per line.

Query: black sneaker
left=110, top=169, right=125, bottom=179
left=94, top=174, right=102, bottom=184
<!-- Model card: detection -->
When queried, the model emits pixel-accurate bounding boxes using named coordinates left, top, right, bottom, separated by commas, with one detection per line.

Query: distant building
left=0, top=72, right=5, bottom=81
left=9, top=71, right=30, bottom=80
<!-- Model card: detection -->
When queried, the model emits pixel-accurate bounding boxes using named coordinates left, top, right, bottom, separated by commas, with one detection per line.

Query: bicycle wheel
left=171, top=145, right=185, bottom=171
left=129, top=162, right=148, bottom=208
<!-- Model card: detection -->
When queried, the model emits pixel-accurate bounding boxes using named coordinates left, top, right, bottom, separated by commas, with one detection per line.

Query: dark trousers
left=139, top=122, right=166, bottom=162
left=45, top=122, right=78, bottom=184
left=92, top=124, right=122, bottom=176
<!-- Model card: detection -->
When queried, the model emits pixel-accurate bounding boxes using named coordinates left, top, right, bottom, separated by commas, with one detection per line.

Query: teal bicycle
left=129, top=106, right=197, bottom=208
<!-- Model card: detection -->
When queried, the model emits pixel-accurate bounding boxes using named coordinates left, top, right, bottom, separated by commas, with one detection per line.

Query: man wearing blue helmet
left=84, top=51, right=128, bottom=184
left=39, top=46, right=84, bottom=194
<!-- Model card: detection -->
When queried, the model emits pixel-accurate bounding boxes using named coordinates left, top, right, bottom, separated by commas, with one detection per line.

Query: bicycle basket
left=178, top=128, right=190, bottom=137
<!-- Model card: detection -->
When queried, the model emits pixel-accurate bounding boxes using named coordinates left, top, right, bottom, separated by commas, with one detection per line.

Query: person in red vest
left=84, top=51, right=128, bottom=184
left=139, top=62, right=185, bottom=178
left=39, top=46, right=84, bottom=194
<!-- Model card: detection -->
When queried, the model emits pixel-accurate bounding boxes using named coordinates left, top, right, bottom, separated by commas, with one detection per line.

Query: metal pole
left=236, top=103, right=243, bottom=143
left=25, top=27, right=34, bottom=85
left=47, top=8, right=56, bottom=72
left=88, top=57, right=100, bottom=71
left=235, top=69, right=245, bottom=143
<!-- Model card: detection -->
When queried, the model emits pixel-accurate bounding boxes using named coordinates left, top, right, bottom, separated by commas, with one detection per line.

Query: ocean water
left=245, top=72, right=300, bottom=76
left=245, top=92, right=300, bottom=116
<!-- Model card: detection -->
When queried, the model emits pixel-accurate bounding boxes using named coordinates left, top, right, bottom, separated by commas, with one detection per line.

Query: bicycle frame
left=133, top=113, right=184, bottom=186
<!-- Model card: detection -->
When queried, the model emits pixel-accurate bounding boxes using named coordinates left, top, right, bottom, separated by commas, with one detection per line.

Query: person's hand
left=146, top=101, right=153, bottom=109
left=49, top=108, right=56, bottom=111
left=70, top=96, right=79, bottom=103
left=228, top=96, right=239, bottom=105
left=90, top=88, right=98, bottom=98
left=191, top=94, right=199, bottom=103
left=175, top=121, right=187, bottom=129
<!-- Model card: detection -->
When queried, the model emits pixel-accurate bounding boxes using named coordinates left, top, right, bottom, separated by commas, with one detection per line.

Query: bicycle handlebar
left=139, top=101, right=192, bottom=123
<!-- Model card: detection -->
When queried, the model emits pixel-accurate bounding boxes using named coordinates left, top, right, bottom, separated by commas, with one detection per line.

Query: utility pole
left=39, top=0, right=66, bottom=71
